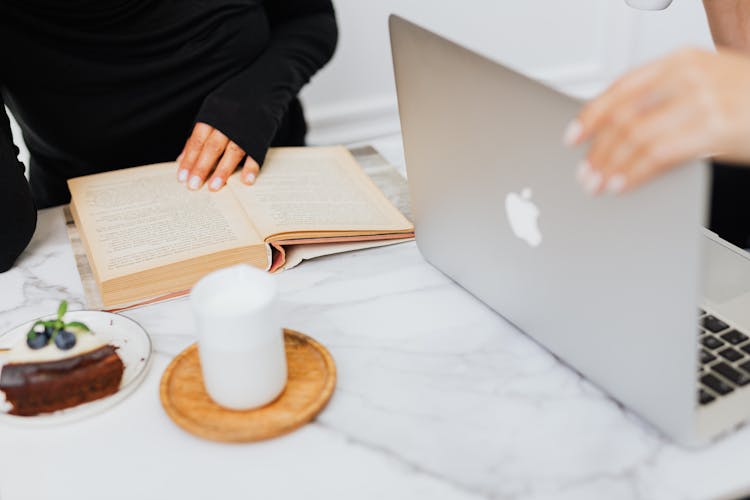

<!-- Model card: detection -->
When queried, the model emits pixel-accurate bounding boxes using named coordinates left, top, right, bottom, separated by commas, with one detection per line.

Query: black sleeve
left=195, top=0, right=338, bottom=165
left=0, top=99, right=36, bottom=272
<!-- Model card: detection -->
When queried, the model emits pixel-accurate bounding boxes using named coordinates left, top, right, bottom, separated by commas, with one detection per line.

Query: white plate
left=0, top=310, right=152, bottom=425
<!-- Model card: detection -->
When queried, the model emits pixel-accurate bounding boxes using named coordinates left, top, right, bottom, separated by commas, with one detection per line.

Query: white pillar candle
left=190, top=264, right=287, bottom=410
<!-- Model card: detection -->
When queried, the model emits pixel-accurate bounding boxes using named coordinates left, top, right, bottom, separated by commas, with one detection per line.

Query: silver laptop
left=389, top=15, right=750, bottom=446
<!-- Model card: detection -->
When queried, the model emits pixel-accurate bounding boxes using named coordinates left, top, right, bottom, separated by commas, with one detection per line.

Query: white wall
left=301, top=0, right=713, bottom=144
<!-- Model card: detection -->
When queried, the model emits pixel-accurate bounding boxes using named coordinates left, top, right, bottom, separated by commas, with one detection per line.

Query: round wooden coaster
left=160, top=329, right=336, bottom=443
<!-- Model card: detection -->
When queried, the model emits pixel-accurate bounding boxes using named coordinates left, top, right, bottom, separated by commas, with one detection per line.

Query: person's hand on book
left=176, top=122, right=260, bottom=191
left=564, top=48, right=750, bottom=194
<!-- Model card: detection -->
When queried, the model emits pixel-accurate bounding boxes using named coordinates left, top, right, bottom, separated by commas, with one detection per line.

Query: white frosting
left=6, top=332, right=106, bottom=364
left=0, top=390, right=10, bottom=413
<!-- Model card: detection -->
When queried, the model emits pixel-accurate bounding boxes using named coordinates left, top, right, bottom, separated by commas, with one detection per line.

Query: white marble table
left=1, top=137, right=749, bottom=500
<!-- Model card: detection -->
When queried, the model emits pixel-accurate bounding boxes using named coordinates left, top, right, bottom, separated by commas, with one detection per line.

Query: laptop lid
left=390, top=15, right=709, bottom=445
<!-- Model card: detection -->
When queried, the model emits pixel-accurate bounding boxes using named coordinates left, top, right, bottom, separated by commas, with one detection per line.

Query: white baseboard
left=303, top=96, right=401, bottom=146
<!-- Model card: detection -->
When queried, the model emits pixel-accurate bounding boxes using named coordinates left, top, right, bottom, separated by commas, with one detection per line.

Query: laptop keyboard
left=698, top=310, right=750, bottom=405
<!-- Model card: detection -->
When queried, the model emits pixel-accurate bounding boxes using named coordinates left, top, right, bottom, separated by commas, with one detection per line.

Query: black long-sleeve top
left=0, top=0, right=337, bottom=271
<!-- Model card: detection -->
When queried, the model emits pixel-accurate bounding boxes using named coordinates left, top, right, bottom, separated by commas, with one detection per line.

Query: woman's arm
left=176, top=0, right=338, bottom=191
left=703, top=0, right=750, bottom=51
left=0, top=100, right=36, bottom=272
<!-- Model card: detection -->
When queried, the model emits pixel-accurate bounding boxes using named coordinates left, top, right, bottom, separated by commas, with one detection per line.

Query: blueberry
left=26, top=324, right=51, bottom=349
left=26, top=332, right=49, bottom=350
left=54, top=330, right=77, bottom=350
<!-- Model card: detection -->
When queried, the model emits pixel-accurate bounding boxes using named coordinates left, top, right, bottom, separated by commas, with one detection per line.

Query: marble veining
left=0, top=137, right=749, bottom=500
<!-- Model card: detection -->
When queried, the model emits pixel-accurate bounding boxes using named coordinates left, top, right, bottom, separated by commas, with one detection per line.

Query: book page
left=68, top=163, right=263, bottom=282
left=226, top=146, right=413, bottom=240
left=280, top=238, right=413, bottom=271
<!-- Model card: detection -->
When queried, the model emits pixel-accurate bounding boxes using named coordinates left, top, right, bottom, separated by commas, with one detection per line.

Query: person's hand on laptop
left=564, top=48, right=750, bottom=194
left=176, top=122, right=260, bottom=192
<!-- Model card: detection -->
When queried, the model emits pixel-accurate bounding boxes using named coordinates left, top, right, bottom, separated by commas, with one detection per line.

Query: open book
left=67, top=146, right=414, bottom=311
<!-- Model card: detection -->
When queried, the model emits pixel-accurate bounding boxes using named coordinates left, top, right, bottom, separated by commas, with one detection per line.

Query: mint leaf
left=29, top=320, right=45, bottom=330
left=27, top=321, right=44, bottom=337
left=65, top=321, right=90, bottom=332
left=57, top=300, right=68, bottom=320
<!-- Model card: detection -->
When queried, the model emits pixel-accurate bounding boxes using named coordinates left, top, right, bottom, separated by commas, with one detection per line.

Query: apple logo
left=505, top=188, right=542, bottom=247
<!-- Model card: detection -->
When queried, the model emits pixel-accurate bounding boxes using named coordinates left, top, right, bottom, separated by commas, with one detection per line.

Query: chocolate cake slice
left=0, top=345, right=124, bottom=416
left=0, top=302, right=125, bottom=416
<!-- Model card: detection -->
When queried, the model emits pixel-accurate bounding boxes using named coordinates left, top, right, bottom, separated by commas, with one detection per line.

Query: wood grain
left=160, top=329, right=336, bottom=443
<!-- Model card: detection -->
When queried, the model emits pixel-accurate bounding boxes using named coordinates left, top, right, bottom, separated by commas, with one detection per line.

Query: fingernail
left=577, top=160, right=603, bottom=194
left=584, top=171, right=603, bottom=195
left=576, top=160, right=591, bottom=183
left=245, top=172, right=256, bottom=185
left=606, top=174, right=626, bottom=194
left=188, top=176, right=201, bottom=190
left=177, top=169, right=189, bottom=183
left=209, top=177, right=223, bottom=191
left=564, top=120, right=582, bottom=146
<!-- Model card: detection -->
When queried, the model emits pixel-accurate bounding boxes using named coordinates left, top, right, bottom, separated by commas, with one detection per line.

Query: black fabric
left=0, top=106, right=35, bottom=272
left=0, top=0, right=336, bottom=270
left=710, top=161, right=750, bottom=248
